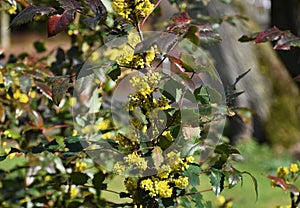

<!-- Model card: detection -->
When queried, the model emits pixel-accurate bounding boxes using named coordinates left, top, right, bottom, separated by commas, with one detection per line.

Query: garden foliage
left=0, top=0, right=280, bottom=207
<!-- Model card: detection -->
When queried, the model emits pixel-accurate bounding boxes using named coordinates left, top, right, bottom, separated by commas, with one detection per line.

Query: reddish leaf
left=48, top=10, right=76, bottom=37
left=255, top=26, right=285, bottom=43
left=166, top=12, right=191, bottom=32
left=35, top=81, right=52, bottom=100
left=266, top=175, right=287, bottom=190
left=10, top=5, right=55, bottom=27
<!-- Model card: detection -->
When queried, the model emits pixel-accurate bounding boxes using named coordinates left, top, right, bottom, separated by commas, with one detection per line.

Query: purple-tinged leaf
left=266, top=175, right=287, bottom=190
left=166, top=12, right=191, bottom=32
left=10, top=5, right=55, bottom=27
left=255, top=26, right=285, bottom=43
left=48, top=9, right=76, bottom=37
left=35, top=81, right=52, bottom=100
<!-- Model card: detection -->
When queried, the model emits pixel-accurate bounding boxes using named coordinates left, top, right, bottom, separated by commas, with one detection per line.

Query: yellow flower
left=140, top=178, right=156, bottom=197
left=75, top=161, right=87, bottom=172
left=95, top=119, right=111, bottom=131
left=216, top=195, right=226, bottom=206
left=174, top=176, right=189, bottom=189
left=70, top=186, right=79, bottom=198
left=113, top=162, right=126, bottom=175
left=155, top=180, right=173, bottom=198
left=125, top=152, right=148, bottom=171
left=69, top=97, right=77, bottom=107
left=0, top=71, right=3, bottom=84
left=186, top=156, right=194, bottom=163
left=277, top=167, right=289, bottom=177
left=19, top=94, right=29, bottom=103
left=162, top=131, right=173, bottom=142
left=289, top=163, right=299, bottom=173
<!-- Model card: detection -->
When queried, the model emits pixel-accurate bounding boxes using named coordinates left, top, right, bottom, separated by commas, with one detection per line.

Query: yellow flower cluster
left=118, top=46, right=157, bottom=69
left=125, top=152, right=148, bottom=171
left=112, top=0, right=154, bottom=19
left=166, top=151, right=193, bottom=171
left=140, top=178, right=173, bottom=198
left=139, top=175, right=189, bottom=198
left=75, top=161, right=87, bottom=172
left=112, top=162, right=126, bottom=175
left=128, top=71, right=169, bottom=113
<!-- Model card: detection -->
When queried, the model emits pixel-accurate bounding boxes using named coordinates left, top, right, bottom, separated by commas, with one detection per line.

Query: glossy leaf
left=255, top=27, right=284, bottom=43
left=35, top=81, right=52, bottom=100
left=266, top=175, right=287, bottom=190
left=210, top=168, right=224, bottom=196
left=48, top=10, right=76, bottom=37
left=274, top=33, right=300, bottom=50
left=10, top=5, right=55, bottom=27
left=239, top=27, right=300, bottom=50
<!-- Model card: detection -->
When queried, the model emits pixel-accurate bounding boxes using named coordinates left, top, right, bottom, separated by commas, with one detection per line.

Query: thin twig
left=140, top=0, right=162, bottom=29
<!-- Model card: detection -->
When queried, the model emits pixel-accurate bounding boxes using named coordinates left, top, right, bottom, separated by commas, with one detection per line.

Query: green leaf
left=214, top=143, right=240, bottom=156
left=209, top=168, right=224, bottom=195
left=65, top=136, right=89, bottom=150
left=184, top=165, right=201, bottom=186
left=152, top=146, right=164, bottom=169
left=34, top=40, right=46, bottom=53
left=0, top=155, right=7, bottom=161
left=106, top=64, right=120, bottom=81
left=179, top=196, right=191, bottom=207
left=93, top=171, right=106, bottom=189
left=71, top=172, right=89, bottom=185
left=242, top=171, right=258, bottom=201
